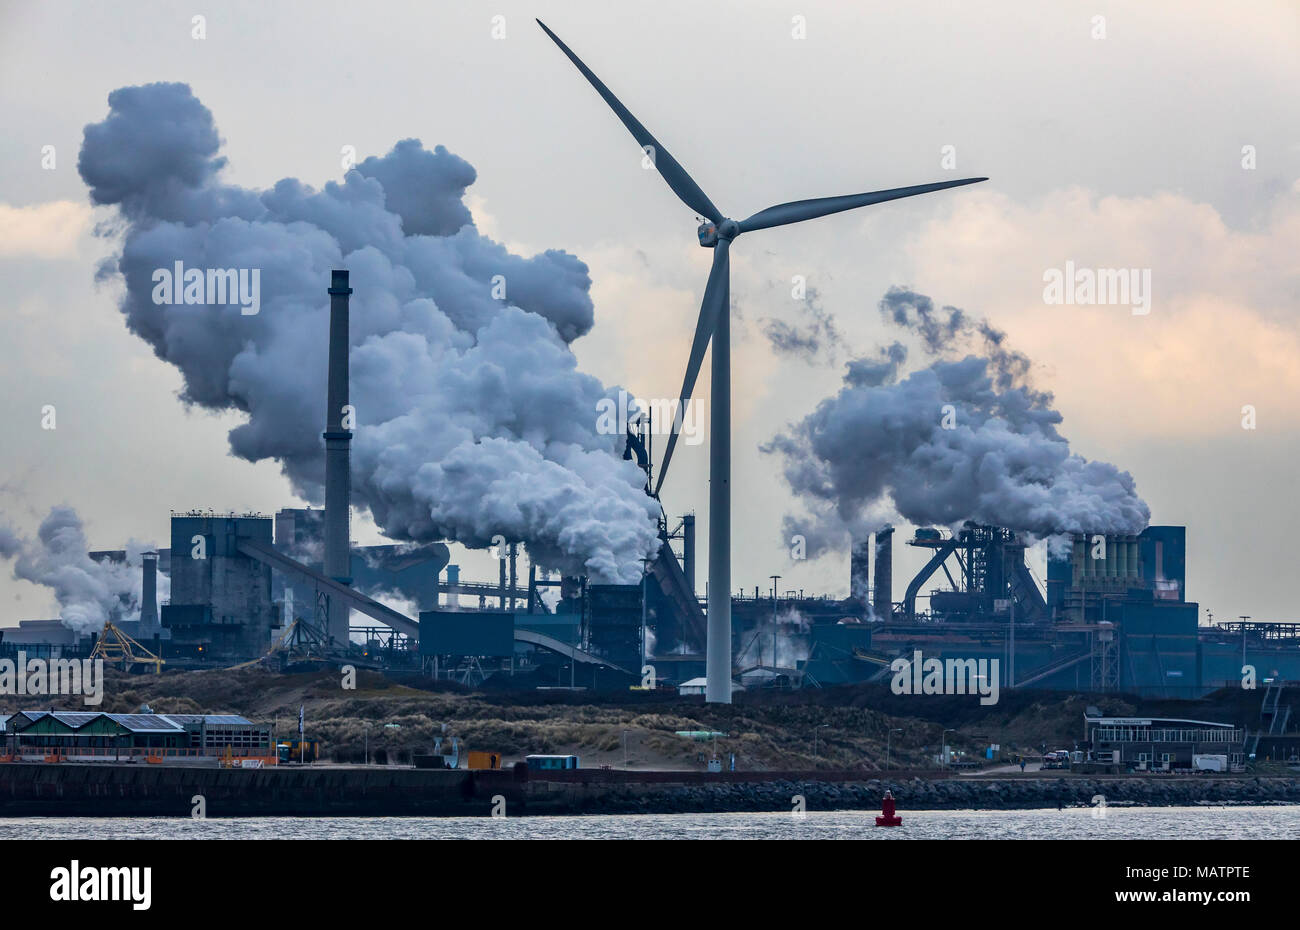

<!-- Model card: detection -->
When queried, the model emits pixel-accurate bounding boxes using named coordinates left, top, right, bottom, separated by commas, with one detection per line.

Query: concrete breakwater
left=547, top=775, right=1300, bottom=815
left=0, top=764, right=1297, bottom=817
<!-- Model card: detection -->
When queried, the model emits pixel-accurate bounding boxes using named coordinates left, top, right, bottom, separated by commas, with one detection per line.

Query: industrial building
left=1082, top=708, right=1244, bottom=772
left=164, top=513, right=277, bottom=660
left=21, top=501, right=1290, bottom=710
left=850, top=521, right=1300, bottom=698
left=0, top=620, right=88, bottom=660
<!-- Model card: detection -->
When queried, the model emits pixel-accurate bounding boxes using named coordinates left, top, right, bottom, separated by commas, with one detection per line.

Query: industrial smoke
left=0, top=507, right=168, bottom=633
left=766, top=287, right=1150, bottom=557
left=78, top=83, right=660, bottom=583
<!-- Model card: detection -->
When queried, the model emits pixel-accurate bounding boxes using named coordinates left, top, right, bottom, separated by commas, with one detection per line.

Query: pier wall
left=1, top=763, right=1298, bottom=817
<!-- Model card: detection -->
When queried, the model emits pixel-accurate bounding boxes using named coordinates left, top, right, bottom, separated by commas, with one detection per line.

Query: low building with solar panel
left=0, top=710, right=273, bottom=763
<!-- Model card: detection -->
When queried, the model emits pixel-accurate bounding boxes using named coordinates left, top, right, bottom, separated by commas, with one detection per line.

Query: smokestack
left=872, top=526, right=894, bottom=619
left=508, top=542, right=518, bottom=611
left=140, top=552, right=158, bottom=634
left=324, top=269, right=353, bottom=643
left=446, top=564, right=459, bottom=610
left=850, top=539, right=871, bottom=608
left=499, top=553, right=507, bottom=609
left=682, top=514, right=696, bottom=596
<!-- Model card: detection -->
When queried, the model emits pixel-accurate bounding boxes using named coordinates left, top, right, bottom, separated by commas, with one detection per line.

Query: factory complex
left=3, top=271, right=1298, bottom=744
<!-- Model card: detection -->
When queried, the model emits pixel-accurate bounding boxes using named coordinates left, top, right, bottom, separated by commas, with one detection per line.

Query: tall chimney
left=140, top=552, right=158, bottom=635
left=324, top=269, right=353, bottom=643
left=446, top=564, right=460, bottom=610
left=508, top=542, right=518, bottom=611
left=872, top=526, right=894, bottom=619
left=682, top=514, right=696, bottom=596
left=850, top=539, right=871, bottom=607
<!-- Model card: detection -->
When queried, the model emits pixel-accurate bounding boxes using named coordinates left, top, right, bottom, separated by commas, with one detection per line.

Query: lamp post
left=886, top=728, right=903, bottom=770
left=813, top=724, right=830, bottom=764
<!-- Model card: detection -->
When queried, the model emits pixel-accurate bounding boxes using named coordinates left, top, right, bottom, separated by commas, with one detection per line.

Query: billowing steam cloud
left=79, top=83, right=659, bottom=583
left=0, top=507, right=167, bottom=633
left=736, top=607, right=811, bottom=669
left=765, top=287, right=1150, bottom=555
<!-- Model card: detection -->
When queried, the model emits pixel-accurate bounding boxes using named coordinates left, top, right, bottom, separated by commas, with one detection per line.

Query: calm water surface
left=2, top=806, right=1296, bottom=839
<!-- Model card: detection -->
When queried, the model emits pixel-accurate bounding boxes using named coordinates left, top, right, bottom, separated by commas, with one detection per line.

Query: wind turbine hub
left=697, top=218, right=739, bottom=248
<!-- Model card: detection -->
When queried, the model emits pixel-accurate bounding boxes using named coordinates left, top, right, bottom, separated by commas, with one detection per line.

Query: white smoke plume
left=765, top=287, right=1150, bottom=557
left=78, top=83, right=660, bottom=583
left=0, top=507, right=167, bottom=633
left=737, top=606, right=811, bottom=670
left=364, top=588, right=421, bottom=624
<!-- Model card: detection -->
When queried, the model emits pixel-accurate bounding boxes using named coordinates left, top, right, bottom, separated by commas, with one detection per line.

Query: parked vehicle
left=1041, top=750, right=1071, bottom=770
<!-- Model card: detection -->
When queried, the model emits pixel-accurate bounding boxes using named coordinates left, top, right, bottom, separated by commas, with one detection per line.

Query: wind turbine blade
left=537, top=19, right=723, bottom=225
left=653, top=240, right=730, bottom=497
left=738, top=177, right=987, bottom=233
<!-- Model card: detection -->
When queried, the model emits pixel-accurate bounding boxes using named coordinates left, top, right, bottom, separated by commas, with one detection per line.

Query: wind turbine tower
left=539, top=20, right=987, bottom=703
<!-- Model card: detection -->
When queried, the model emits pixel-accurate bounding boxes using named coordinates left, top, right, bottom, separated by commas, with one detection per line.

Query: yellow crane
left=90, top=620, right=165, bottom=674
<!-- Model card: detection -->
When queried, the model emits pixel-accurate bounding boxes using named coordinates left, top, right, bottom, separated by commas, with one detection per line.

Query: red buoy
left=875, top=789, right=902, bottom=827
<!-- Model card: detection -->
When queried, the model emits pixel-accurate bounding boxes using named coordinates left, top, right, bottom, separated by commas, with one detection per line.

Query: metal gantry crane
left=90, top=620, right=165, bottom=674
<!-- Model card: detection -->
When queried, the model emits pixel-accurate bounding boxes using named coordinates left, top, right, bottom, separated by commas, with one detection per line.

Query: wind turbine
left=539, top=20, right=987, bottom=703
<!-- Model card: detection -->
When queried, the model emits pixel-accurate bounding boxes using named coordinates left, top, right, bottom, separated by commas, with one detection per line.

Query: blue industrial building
left=857, top=523, right=1300, bottom=698
left=163, top=513, right=277, bottom=660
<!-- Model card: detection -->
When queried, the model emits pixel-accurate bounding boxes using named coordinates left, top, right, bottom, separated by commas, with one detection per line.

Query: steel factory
left=4, top=270, right=1300, bottom=708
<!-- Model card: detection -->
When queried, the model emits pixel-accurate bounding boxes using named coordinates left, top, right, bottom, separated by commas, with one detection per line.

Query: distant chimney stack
left=140, top=552, right=158, bottom=635
left=682, top=514, right=696, bottom=596
left=850, top=539, right=871, bottom=607
left=508, top=542, right=518, bottom=611
left=324, top=269, right=353, bottom=643
left=873, top=526, right=894, bottom=619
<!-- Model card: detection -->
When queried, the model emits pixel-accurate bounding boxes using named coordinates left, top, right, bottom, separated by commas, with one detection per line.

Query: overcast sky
left=1, top=0, right=1297, bottom=626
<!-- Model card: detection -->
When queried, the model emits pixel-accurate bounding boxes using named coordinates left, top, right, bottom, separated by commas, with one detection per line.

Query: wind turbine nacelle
left=697, top=218, right=739, bottom=247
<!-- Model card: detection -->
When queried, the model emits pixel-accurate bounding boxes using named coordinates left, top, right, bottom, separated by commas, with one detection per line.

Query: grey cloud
left=879, top=286, right=966, bottom=355
left=845, top=341, right=908, bottom=388
left=762, top=285, right=841, bottom=363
